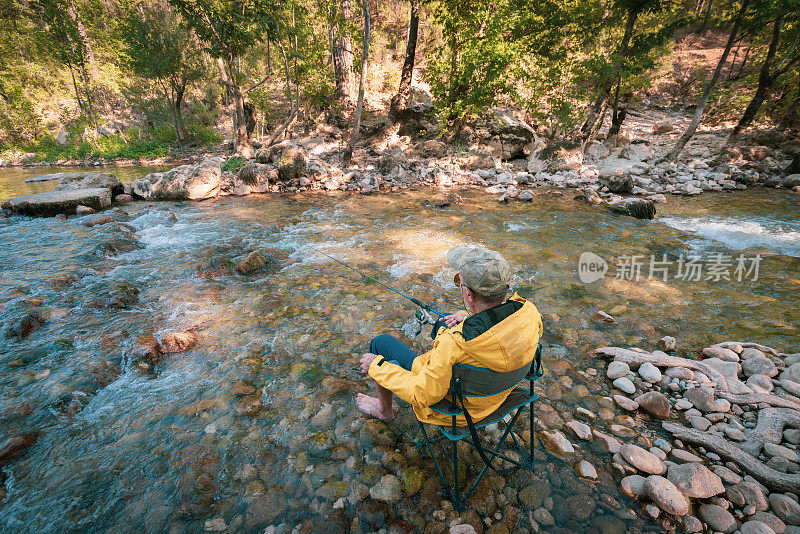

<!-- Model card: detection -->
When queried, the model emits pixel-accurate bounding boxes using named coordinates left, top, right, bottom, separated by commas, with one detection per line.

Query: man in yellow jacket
left=357, top=245, right=543, bottom=425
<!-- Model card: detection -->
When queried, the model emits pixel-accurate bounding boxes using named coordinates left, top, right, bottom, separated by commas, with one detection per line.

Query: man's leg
left=357, top=334, right=418, bottom=421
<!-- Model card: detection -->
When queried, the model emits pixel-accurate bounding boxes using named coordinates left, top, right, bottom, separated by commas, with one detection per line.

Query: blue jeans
left=369, top=317, right=450, bottom=371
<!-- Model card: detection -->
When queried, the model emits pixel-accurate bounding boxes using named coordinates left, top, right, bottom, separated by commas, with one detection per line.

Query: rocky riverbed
left=0, top=178, right=798, bottom=532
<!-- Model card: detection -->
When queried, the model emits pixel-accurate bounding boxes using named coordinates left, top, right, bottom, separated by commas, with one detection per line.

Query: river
left=1, top=166, right=799, bottom=533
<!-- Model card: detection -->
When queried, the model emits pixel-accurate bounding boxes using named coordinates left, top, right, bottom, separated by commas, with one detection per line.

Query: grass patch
left=221, top=156, right=244, bottom=173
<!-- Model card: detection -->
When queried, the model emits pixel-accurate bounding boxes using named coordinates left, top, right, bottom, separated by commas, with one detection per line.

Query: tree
left=664, top=0, right=751, bottom=161
left=330, top=0, right=355, bottom=104
left=121, top=0, right=204, bottom=144
left=168, top=0, right=281, bottom=155
left=729, top=6, right=800, bottom=139
left=342, top=0, right=369, bottom=166
left=388, top=0, right=420, bottom=122
left=579, top=0, right=677, bottom=140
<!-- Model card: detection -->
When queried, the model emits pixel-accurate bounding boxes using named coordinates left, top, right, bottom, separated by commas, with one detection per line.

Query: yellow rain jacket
left=368, top=293, right=543, bottom=426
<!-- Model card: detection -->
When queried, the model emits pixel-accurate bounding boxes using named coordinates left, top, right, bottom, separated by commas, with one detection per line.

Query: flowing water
left=1, top=166, right=799, bottom=533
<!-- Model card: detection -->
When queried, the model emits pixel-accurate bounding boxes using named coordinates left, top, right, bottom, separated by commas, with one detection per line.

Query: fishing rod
left=316, top=249, right=447, bottom=318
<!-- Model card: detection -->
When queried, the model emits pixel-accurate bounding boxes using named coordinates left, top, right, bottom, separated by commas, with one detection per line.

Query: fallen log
left=663, top=422, right=800, bottom=493
left=719, top=392, right=800, bottom=412
left=739, top=407, right=800, bottom=457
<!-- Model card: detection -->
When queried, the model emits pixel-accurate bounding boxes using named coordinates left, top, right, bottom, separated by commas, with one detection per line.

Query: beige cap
left=446, top=245, right=510, bottom=298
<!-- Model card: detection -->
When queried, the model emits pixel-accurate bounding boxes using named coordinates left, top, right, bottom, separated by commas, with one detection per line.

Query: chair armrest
left=429, top=399, right=463, bottom=416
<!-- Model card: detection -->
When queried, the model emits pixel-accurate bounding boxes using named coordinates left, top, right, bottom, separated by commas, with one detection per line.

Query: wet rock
left=658, top=336, right=677, bottom=351
left=114, top=194, right=132, bottom=204
left=567, top=494, right=596, bottom=521
left=369, top=474, right=401, bottom=502
left=575, top=460, right=598, bottom=479
left=613, top=394, right=639, bottom=411
left=130, top=157, right=223, bottom=200
left=666, top=462, right=724, bottom=498
left=683, top=515, right=704, bottom=533
left=699, top=504, right=737, bottom=533
left=592, top=429, right=622, bottom=454
left=539, top=430, right=574, bottom=459
left=2, top=188, right=112, bottom=216
left=75, top=204, right=96, bottom=215
left=591, top=515, right=626, bottom=534
left=620, top=444, right=665, bottom=475
left=0, top=435, right=36, bottom=465
left=244, top=490, right=287, bottom=530
left=635, top=391, right=670, bottom=419
left=231, top=381, right=256, bottom=396
left=160, top=330, right=198, bottom=353
left=4, top=309, right=46, bottom=341
left=536, top=403, right=565, bottom=429
left=565, top=420, right=592, bottom=440
left=238, top=163, right=275, bottom=188
left=519, top=482, right=551, bottom=509
left=195, top=258, right=236, bottom=278
left=644, top=475, right=689, bottom=515
left=607, top=361, right=630, bottom=380
left=400, top=466, right=425, bottom=496
left=233, top=395, right=262, bottom=416
left=609, top=197, right=656, bottom=220
left=0, top=403, right=32, bottom=421
left=310, top=403, right=334, bottom=428
left=769, top=494, right=800, bottom=526
left=593, top=310, right=616, bottom=324
left=236, top=251, right=270, bottom=275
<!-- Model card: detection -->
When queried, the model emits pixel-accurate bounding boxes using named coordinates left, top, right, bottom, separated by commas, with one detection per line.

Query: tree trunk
left=67, top=0, right=100, bottom=79
left=173, top=82, right=189, bottom=144
left=779, top=74, right=800, bottom=130
left=664, top=0, right=751, bottom=162
left=332, top=0, right=355, bottom=104
left=217, top=56, right=251, bottom=155
left=343, top=0, right=371, bottom=166
left=580, top=4, right=641, bottom=139
left=389, top=0, right=420, bottom=122
left=729, top=16, right=782, bottom=139
left=699, top=0, right=713, bottom=33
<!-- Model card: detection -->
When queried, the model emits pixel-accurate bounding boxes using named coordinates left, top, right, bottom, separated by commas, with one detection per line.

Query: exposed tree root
left=719, top=392, right=800, bottom=412
left=595, top=347, right=730, bottom=391
left=663, top=422, right=800, bottom=493
left=738, top=407, right=800, bottom=457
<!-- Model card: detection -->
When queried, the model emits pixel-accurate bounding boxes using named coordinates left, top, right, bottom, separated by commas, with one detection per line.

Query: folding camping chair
left=415, top=345, right=544, bottom=511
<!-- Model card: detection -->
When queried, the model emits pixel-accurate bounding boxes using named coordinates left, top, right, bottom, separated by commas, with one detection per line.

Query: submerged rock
left=0, top=435, right=36, bottom=465
left=2, top=188, right=112, bottom=216
left=369, top=474, right=401, bottom=502
left=160, top=330, right=198, bottom=353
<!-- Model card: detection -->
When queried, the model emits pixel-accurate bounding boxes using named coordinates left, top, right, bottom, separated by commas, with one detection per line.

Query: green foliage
left=221, top=155, right=244, bottom=172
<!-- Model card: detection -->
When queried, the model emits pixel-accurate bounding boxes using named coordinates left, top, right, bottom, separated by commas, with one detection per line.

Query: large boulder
left=237, top=163, right=275, bottom=192
left=277, top=146, right=308, bottom=182
left=609, top=197, right=656, bottom=220
left=2, top=188, right=112, bottom=216
left=389, top=86, right=435, bottom=126
left=483, top=108, right=536, bottom=160
left=780, top=174, right=800, bottom=188
left=528, top=140, right=583, bottom=172
left=53, top=172, right=122, bottom=195
left=584, top=140, right=610, bottom=161
left=602, top=169, right=634, bottom=193
left=130, top=157, right=223, bottom=200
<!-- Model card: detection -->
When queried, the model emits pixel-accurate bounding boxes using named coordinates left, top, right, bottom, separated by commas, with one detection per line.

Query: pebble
left=634, top=391, right=670, bottom=419
left=764, top=443, right=800, bottom=463
left=666, top=462, right=724, bottom=498
left=769, top=494, right=800, bottom=526
left=369, top=475, right=402, bottom=502
left=699, top=504, right=737, bottom=533
left=644, top=475, right=689, bottom=515
left=666, top=367, right=695, bottom=380
left=726, top=481, right=768, bottom=511
left=607, top=361, right=630, bottom=380
left=620, top=475, right=646, bottom=497
left=575, top=460, right=598, bottom=479
left=658, top=336, right=677, bottom=351
left=703, top=346, right=740, bottom=362
left=712, top=465, right=742, bottom=485
left=612, top=377, right=636, bottom=394
left=592, top=429, right=622, bottom=454
left=620, top=444, right=665, bottom=475
left=539, top=430, right=575, bottom=459
left=565, top=420, right=592, bottom=440
left=671, top=449, right=703, bottom=463
left=674, top=399, right=693, bottom=410
left=654, top=438, right=672, bottom=453
left=741, top=522, right=778, bottom=534
left=613, top=394, right=639, bottom=411
left=638, top=362, right=662, bottom=383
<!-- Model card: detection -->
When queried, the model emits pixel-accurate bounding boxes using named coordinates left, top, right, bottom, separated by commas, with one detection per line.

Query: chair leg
left=529, top=402, right=535, bottom=467
left=418, top=421, right=452, bottom=500
left=451, top=415, right=465, bottom=511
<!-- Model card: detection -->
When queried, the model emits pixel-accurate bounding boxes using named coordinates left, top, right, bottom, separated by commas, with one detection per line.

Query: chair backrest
left=452, top=360, right=532, bottom=397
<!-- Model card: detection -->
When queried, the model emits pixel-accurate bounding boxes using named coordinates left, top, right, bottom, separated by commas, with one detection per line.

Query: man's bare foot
left=356, top=393, right=394, bottom=421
